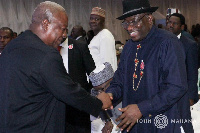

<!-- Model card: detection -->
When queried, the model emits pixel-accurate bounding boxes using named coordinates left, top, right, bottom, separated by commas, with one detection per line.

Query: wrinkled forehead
left=52, top=12, right=68, bottom=26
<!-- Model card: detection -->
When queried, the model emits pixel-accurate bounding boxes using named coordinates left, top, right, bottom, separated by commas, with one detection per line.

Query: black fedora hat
left=117, top=0, right=158, bottom=20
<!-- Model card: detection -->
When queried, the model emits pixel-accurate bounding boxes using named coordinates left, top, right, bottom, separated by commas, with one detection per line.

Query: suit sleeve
left=39, top=51, right=102, bottom=117
left=79, top=41, right=96, bottom=75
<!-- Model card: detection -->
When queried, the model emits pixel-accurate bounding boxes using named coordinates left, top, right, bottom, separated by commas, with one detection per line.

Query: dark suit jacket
left=180, top=35, right=199, bottom=103
left=65, top=38, right=96, bottom=131
left=0, top=30, right=102, bottom=133
left=76, top=36, right=87, bottom=44
left=68, top=38, right=95, bottom=92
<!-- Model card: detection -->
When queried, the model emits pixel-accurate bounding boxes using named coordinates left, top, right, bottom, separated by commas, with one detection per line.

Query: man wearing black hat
left=106, top=0, right=194, bottom=133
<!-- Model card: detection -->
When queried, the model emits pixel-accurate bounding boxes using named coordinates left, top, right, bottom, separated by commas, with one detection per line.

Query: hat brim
left=117, top=7, right=158, bottom=20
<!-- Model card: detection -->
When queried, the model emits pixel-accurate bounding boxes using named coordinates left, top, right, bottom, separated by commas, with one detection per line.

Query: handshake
left=96, top=91, right=142, bottom=133
left=96, top=92, right=113, bottom=110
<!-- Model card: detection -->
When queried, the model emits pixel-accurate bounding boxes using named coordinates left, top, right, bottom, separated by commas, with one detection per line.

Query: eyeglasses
left=121, top=14, right=147, bottom=29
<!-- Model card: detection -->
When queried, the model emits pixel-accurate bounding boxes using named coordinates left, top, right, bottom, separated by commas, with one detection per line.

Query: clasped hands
left=97, top=92, right=113, bottom=110
left=97, top=92, right=143, bottom=133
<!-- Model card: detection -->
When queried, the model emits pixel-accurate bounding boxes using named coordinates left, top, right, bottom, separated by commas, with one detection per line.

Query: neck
left=29, top=23, right=46, bottom=44
left=93, top=28, right=104, bottom=36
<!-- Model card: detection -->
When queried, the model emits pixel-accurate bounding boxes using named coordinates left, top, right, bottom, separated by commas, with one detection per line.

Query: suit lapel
left=68, top=38, right=74, bottom=74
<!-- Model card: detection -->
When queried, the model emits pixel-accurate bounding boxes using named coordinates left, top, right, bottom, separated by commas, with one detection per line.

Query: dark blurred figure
left=115, top=41, right=124, bottom=66
left=82, top=29, right=87, bottom=41
left=71, top=25, right=87, bottom=43
left=157, top=23, right=163, bottom=29
left=192, top=24, right=200, bottom=42
left=13, top=32, right=18, bottom=39
left=191, top=24, right=200, bottom=68
left=191, top=24, right=196, bottom=37
left=0, top=27, right=14, bottom=54
left=181, top=23, right=195, bottom=41
left=86, top=30, right=94, bottom=44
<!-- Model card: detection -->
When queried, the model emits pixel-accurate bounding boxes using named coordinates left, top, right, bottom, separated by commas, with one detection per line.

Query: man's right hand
left=97, top=92, right=113, bottom=110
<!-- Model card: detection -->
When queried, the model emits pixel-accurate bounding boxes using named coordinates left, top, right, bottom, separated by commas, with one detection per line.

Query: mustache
left=127, top=30, right=138, bottom=35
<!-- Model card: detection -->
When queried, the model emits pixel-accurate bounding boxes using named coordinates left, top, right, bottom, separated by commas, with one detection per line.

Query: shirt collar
left=76, top=36, right=82, bottom=40
left=60, top=38, right=68, bottom=48
left=177, top=33, right=181, bottom=39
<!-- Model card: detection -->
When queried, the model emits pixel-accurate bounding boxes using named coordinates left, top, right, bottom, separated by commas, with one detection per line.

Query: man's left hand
left=116, top=104, right=142, bottom=132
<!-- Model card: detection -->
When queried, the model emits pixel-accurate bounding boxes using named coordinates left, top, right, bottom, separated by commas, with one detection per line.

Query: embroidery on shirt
left=133, top=44, right=144, bottom=91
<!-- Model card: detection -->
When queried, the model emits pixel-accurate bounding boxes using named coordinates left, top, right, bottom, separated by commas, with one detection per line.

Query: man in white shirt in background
left=88, top=7, right=117, bottom=71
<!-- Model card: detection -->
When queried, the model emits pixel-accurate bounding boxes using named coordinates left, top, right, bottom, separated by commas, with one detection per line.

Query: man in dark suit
left=71, top=25, right=87, bottom=43
left=0, top=1, right=112, bottom=133
left=60, top=37, right=95, bottom=133
left=167, top=13, right=199, bottom=105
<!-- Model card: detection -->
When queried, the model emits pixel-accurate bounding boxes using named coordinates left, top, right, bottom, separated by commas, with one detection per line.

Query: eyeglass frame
left=121, top=13, right=148, bottom=29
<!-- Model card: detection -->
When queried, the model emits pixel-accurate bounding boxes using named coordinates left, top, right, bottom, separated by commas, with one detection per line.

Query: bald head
left=30, top=1, right=68, bottom=49
left=31, top=1, right=66, bottom=24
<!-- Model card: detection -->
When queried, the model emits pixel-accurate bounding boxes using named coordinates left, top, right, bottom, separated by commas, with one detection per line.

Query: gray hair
left=31, top=1, right=66, bottom=24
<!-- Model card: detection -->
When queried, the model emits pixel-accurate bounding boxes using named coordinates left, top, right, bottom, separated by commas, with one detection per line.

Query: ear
left=42, top=19, right=50, bottom=31
left=147, top=15, right=154, bottom=25
left=181, top=25, right=184, bottom=30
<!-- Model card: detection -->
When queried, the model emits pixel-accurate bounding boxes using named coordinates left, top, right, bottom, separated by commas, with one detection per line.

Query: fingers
left=115, top=110, right=126, bottom=122
left=110, top=96, right=113, bottom=100
left=117, top=116, right=129, bottom=130
left=116, top=105, right=139, bottom=131
left=115, top=107, right=128, bottom=122
left=117, top=118, right=136, bottom=132
left=126, top=122, right=135, bottom=132
left=106, top=105, right=113, bottom=110
left=102, top=121, right=113, bottom=133
left=97, top=92, right=113, bottom=110
left=118, top=106, right=128, bottom=112
left=107, top=93, right=113, bottom=98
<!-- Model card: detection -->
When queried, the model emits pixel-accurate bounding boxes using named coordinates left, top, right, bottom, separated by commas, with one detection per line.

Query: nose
left=0, top=37, right=4, bottom=42
left=168, top=22, right=174, bottom=27
left=127, top=24, right=137, bottom=31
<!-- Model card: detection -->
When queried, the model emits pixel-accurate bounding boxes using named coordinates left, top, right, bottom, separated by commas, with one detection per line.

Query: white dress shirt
left=60, top=38, right=69, bottom=73
left=88, top=29, right=117, bottom=72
